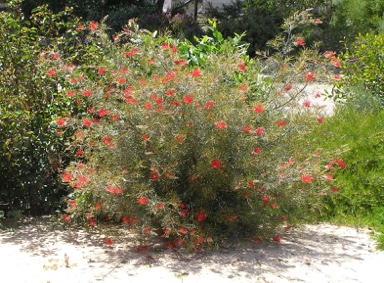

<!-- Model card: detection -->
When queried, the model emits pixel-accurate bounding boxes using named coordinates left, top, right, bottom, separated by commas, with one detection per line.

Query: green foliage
left=321, top=0, right=384, bottom=52
left=335, top=33, right=384, bottom=104
left=0, top=1, right=84, bottom=214
left=204, top=0, right=285, bottom=56
left=308, top=93, right=384, bottom=246
left=176, top=19, right=248, bottom=68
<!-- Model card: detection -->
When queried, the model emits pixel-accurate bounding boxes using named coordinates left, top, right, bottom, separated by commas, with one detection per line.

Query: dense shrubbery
left=0, top=1, right=94, bottom=215
left=307, top=91, right=384, bottom=247
left=335, top=33, right=384, bottom=104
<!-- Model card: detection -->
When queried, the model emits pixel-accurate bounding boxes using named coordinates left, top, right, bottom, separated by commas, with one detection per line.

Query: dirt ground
left=1, top=216, right=383, bottom=283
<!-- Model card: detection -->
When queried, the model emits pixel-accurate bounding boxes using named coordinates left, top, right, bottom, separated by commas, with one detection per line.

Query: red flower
left=331, top=186, right=340, bottom=192
left=284, top=83, right=292, bottom=91
left=238, top=84, right=248, bottom=92
left=106, top=185, right=123, bottom=194
left=315, top=18, right=323, bottom=24
left=276, top=119, right=286, bottom=126
left=335, top=158, right=346, bottom=169
left=83, top=89, right=92, bottom=97
left=104, top=238, right=113, bottom=245
left=89, top=21, right=98, bottom=31
left=57, top=117, right=66, bottom=126
left=242, top=125, right=252, bottom=133
left=301, top=174, right=314, bottom=183
left=324, top=50, right=336, bottom=59
left=111, top=114, right=119, bottom=121
left=304, top=71, right=316, bottom=82
left=325, top=172, right=334, bottom=181
left=210, top=159, right=221, bottom=169
left=97, top=108, right=108, bottom=117
left=117, top=77, right=126, bottom=84
left=165, top=71, right=176, bottom=80
left=61, top=172, right=72, bottom=182
left=170, top=45, right=178, bottom=52
left=254, top=103, right=265, bottom=114
left=166, top=89, right=175, bottom=96
left=255, top=127, right=265, bottom=135
left=102, top=136, right=112, bottom=145
left=62, top=214, right=71, bottom=223
left=156, top=203, right=164, bottom=210
left=197, top=212, right=207, bottom=221
left=205, top=101, right=214, bottom=108
left=303, top=99, right=311, bottom=107
left=51, top=52, right=60, bottom=60
left=180, top=209, right=190, bottom=217
left=76, top=149, right=84, bottom=156
left=144, top=101, right=152, bottom=110
left=174, top=59, right=187, bottom=66
left=150, top=171, right=160, bottom=180
left=191, top=67, right=202, bottom=77
left=47, top=68, right=57, bottom=77
left=262, top=195, right=270, bottom=202
left=138, top=196, right=148, bottom=205
left=317, top=117, right=325, bottom=123
left=253, top=147, right=262, bottom=154
left=295, top=37, right=305, bottom=46
left=98, top=67, right=106, bottom=75
left=95, top=203, right=102, bottom=210
left=183, top=95, right=193, bottom=104
left=238, top=61, right=246, bottom=72
left=215, top=120, right=227, bottom=130
left=175, top=134, right=185, bottom=142
left=65, top=90, right=75, bottom=97
left=179, top=227, right=188, bottom=234
left=89, top=219, right=96, bottom=226
left=67, top=199, right=77, bottom=207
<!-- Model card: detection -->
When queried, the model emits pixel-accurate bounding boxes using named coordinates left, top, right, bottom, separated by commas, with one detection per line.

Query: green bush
left=0, top=1, right=86, bottom=214
left=336, top=33, right=384, bottom=104
left=307, top=91, right=384, bottom=246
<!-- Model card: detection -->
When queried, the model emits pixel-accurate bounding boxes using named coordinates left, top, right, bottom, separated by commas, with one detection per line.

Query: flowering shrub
left=52, top=18, right=342, bottom=249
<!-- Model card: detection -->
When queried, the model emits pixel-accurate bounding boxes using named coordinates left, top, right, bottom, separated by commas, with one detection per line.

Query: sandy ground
left=1, top=216, right=383, bottom=283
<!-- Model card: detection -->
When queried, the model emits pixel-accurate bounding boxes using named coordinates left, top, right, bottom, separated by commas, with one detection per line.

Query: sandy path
left=1, top=217, right=383, bottom=283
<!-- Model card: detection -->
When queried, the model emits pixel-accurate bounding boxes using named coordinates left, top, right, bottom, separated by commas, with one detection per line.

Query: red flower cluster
left=210, top=159, right=221, bottom=169
left=106, top=185, right=123, bottom=194
left=254, top=103, right=265, bottom=114
left=215, top=120, right=227, bottom=130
